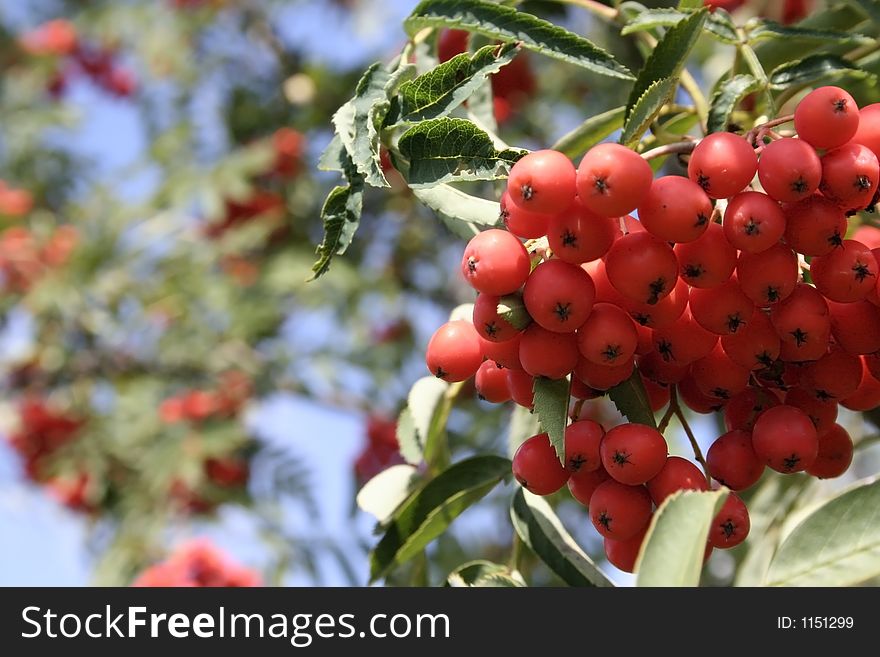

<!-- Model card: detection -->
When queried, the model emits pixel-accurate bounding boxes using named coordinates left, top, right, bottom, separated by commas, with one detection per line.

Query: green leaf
left=496, top=293, right=532, bottom=331
left=740, top=43, right=775, bottom=114
left=608, top=368, right=656, bottom=428
left=370, top=455, right=511, bottom=581
left=677, top=0, right=703, bottom=8
left=411, top=184, right=501, bottom=227
left=332, top=63, right=400, bottom=188
left=624, top=9, right=707, bottom=124
left=620, top=76, right=677, bottom=147
left=398, top=117, right=525, bottom=188
left=707, top=74, right=761, bottom=134
left=356, top=464, right=421, bottom=525
left=317, top=134, right=348, bottom=173
left=852, top=0, right=880, bottom=25
left=400, top=42, right=520, bottom=121
left=746, top=19, right=873, bottom=46
left=507, top=404, right=540, bottom=458
left=753, top=3, right=869, bottom=72
left=636, top=489, right=728, bottom=586
left=510, top=489, right=613, bottom=587
left=551, top=106, right=625, bottom=159
left=532, top=377, right=569, bottom=463
left=765, top=477, right=880, bottom=586
left=406, top=0, right=633, bottom=80
left=446, top=560, right=525, bottom=587
left=396, top=376, right=450, bottom=465
left=621, top=8, right=738, bottom=43
left=309, top=182, right=364, bottom=280
left=769, top=54, right=873, bottom=90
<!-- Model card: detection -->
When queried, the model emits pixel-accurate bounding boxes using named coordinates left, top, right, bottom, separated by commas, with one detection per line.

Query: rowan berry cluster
left=132, top=539, right=261, bottom=587
left=424, top=85, right=880, bottom=573
left=20, top=19, right=136, bottom=98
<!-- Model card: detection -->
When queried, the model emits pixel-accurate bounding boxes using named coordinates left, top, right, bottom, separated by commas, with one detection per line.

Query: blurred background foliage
left=0, top=0, right=878, bottom=587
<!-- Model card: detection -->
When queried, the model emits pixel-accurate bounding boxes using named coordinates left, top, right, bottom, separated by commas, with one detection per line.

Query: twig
left=640, top=139, right=699, bottom=161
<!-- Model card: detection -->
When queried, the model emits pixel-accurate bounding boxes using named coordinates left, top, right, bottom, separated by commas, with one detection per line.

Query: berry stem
left=745, top=114, right=794, bottom=146
left=668, top=385, right=710, bottom=479
left=553, top=0, right=618, bottom=21
left=640, top=139, right=699, bottom=161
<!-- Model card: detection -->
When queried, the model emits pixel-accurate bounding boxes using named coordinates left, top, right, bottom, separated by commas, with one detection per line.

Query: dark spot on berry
left=833, top=98, right=848, bottom=113
left=791, top=177, right=809, bottom=194
left=720, top=519, right=736, bottom=539
left=696, top=172, right=710, bottom=192
left=593, top=176, right=608, bottom=195
left=569, top=454, right=587, bottom=472
left=727, top=313, right=745, bottom=333
left=517, top=476, right=529, bottom=489
left=633, top=313, right=651, bottom=326
left=757, top=351, right=774, bottom=367
left=711, top=387, right=730, bottom=400
left=695, top=212, right=709, bottom=227
left=828, top=230, right=843, bottom=248
left=856, top=175, right=873, bottom=191
left=790, top=328, right=808, bottom=346
left=647, top=278, right=667, bottom=305
left=744, top=218, right=761, bottom=236
left=782, top=453, right=801, bottom=471
left=499, top=206, right=509, bottom=222
left=657, top=340, right=675, bottom=362
left=601, top=344, right=621, bottom=362
left=765, top=286, right=779, bottom=303
left=598, top=511, right=612, bottom=531
left=435, top=367, right=448, bottom=379
left=816, top=389, right=832, bottom=401
left=477, top=393, right=486, bottom=401
left=561, top=229, right=578, bottom=247
left=520, top=183, right=534, bottom=201
left=853, top=260, right=875, bottom=282
left=484, top=322, right=499, bottom=338
left=612, top=450, right=632, bottom=467
left=467, top=256, right=477, bottom=273
left=683, top=263, right=704, bottom=280
left=554, top=302, right=572, bottom=322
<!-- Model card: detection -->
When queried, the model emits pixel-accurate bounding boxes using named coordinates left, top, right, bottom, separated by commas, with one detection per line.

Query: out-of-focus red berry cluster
left=354, top=415, right=404, bottom=484
left=0, top=225, right=79, bottom=293
left=6, top=397, right=92, bottom=510
left=19, top=19, right=136, bottom=98
left=132, top=540, right=261, bottom=587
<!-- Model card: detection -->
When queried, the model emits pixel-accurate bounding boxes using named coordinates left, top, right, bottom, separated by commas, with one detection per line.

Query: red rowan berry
left=810, top=239, right=878, bottom=303
left=758, top=138, right=821, bottom=203
left=605, top=232, right=679, bottom=305
left=547, top=200, right=616, bottom=264
left=475, top=361, right=511, bottom=403
left=519, top=324, right=579, bottom=378
left=508, top=150, right=576, bottom=215
left=709, top=493, right=750, bottom=548
left=564, top=419, right=605, bottom=473
left=723, top=191, right=786, bottom=255
left=425, top=320, right=483, bottom=382
left=600, top=423, right=668, bottom=486
left=568, top=465, right=610, bottom=507
left=512, top=433, right=569, bottom=495
left=752, top=405, right=818, bottom=473
left=589, top=480, right=653, bottom=540
left=638, top=176, right=713, bottom=243
left=674, top=222, right=736, bottom=288
left=688, top=132, right=757, bottom=199
left=461, top=229, right=531, bottom=295
left=576, top=143, right=653, bottom=217
left=736, top=243, right=799, bottom=306
left=806, top=423, right=854, bottom=479
left=708, top=430, right=764, bottom=490
left=646, top=456, right=707, bottom=506
left=576, top=302, right=638, bottom=367
left=523, top=259, right=595, bottom=332
left=794, top=86, right=859, bottom=150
